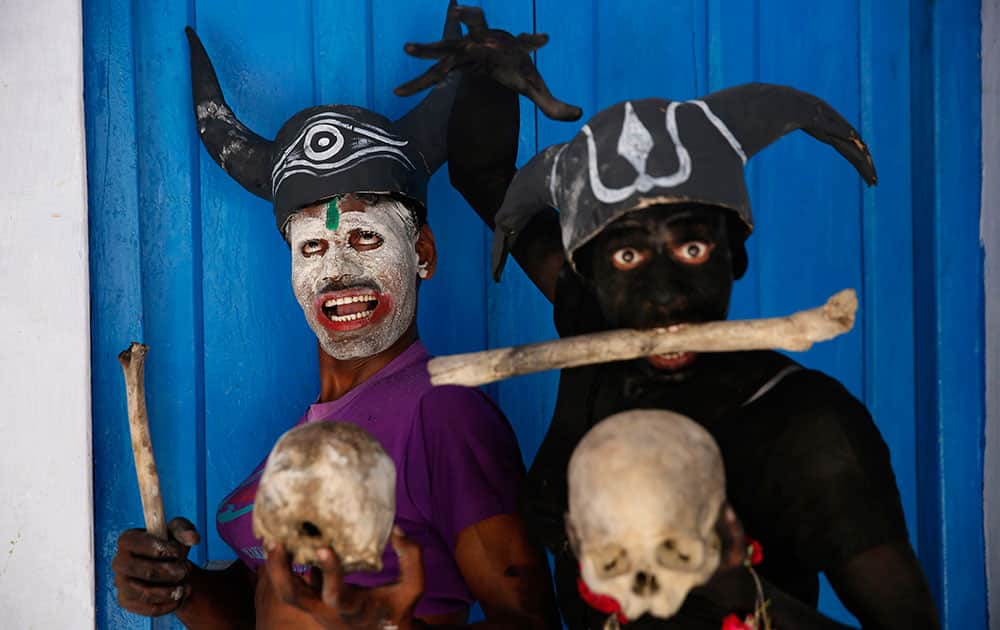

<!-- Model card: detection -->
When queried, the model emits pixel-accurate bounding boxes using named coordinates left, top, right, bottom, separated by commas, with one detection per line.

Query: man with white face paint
left=289, top=194, right=425, bottom=362
left=109, top=5, right=581, bottom=628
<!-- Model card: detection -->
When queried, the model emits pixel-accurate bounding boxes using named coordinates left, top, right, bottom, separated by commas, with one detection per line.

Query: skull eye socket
left=589, top=544, right=631, bottom=579
left=656, top=537, right=705, bottom=571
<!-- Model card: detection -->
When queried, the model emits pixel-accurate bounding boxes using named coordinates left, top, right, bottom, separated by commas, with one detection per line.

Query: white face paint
left=288, top=198, right=420, bottom=360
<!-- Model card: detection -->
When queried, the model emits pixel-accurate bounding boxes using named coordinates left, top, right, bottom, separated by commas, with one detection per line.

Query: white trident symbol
left=581, top=100, right=746, bottom=204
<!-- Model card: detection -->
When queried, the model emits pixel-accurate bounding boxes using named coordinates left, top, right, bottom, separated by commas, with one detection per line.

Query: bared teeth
left=326, top=310, right=375, bottom=322
left=323, top=294, right=377, bottom=308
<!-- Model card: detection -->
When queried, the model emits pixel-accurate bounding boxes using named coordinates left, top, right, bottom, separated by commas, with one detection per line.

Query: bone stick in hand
left=118, top=342, right=167, bottom=540
left=429, top=289, right=858, bottom=387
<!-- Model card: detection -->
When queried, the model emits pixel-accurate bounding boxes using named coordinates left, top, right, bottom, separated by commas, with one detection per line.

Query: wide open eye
left=672, top=241, right=713, bottom=265
left=349, top=229, right=384, bottom=251
left=611, top=247, right=649, bottom=271
left=589, top=544, right=631, bottom=579
left=301, top=239, right=328, bottom=257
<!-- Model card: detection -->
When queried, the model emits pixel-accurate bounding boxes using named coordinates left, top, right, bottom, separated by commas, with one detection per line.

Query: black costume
left=531, top=274, right=908, bottom=628
left=445, top=67, right=932, bottom=628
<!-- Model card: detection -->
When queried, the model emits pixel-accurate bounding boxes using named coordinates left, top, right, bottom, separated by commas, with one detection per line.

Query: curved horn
left=185, top=27, right=274, bottom=200
left=701, top=83, right=877, bottom=185
left=394, top=0, right=462, bottom=175
left=491, top=143, right=565, bottom=280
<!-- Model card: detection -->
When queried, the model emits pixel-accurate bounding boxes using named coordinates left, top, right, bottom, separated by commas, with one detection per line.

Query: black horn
left=702, top=82, right=877, bottom=186
left=185, top=27, right=275, bottom=201
left=491, top=143, right=565, bottom=280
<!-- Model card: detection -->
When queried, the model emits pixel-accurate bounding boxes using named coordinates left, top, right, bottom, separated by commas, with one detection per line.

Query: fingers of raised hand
left=403, top=40, right=463, bottom=60
left=394, top=58, right=456, bottom=97
left=516, top=32, right=549, bottom=52
left=449, top=5, right=488, bottom=34
left=496, top=64, right=582, bottom=121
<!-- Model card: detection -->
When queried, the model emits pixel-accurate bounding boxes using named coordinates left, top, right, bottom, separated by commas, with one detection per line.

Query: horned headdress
left=185, top=11, right=460, bottom=235
left=491, top=83, right=878, bottom=278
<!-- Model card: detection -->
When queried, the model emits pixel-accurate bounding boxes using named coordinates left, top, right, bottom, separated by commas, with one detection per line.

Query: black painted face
left=577, top=204, right=735, bottom=372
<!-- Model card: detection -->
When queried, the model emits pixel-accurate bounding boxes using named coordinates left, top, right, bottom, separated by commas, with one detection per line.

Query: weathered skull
left=567, top=409, right=725, bottom=621
left=253, top=421, right=396, bottom=571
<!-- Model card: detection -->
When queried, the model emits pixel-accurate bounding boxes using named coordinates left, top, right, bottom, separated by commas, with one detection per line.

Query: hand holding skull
left=256, top=421, right=423, bottom=629
left=395, top=4, right=582, bottom=121
left=266, top=529, right=423, bottom=630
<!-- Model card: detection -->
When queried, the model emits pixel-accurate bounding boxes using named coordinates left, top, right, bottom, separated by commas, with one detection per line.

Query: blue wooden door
left=84, top=1, right=985, bottom=628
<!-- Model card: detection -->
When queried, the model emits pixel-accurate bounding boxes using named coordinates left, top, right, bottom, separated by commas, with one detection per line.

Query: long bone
left=118, top=342, right=167, bottom=540
left=428, top=289, right=857, bottom=387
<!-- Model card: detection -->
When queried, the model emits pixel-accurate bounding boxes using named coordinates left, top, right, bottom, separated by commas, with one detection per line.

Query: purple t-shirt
left=216, top=341, right=525, bottom=616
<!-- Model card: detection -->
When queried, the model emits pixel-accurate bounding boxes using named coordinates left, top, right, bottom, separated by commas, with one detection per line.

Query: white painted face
left=287, top=197, right=420, bottom=360
left=567, top=409, right=725, bottom=621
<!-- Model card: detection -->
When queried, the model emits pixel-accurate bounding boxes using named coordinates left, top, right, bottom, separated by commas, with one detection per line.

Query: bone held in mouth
left=428, top=289, right=857, bottom=388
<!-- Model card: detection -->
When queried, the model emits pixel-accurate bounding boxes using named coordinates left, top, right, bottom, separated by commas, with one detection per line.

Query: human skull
left=566, top=409, right=725, bottom=621
left=253, top=421, right=396, bottom=571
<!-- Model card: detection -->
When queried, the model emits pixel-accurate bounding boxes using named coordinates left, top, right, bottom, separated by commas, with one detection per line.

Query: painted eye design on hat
left=272, top=112, right=415, bottom=196
left=303, top=124, right=345, bottom=161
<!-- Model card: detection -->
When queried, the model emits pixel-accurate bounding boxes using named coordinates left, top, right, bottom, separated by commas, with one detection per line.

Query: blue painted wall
left=83, top=0, right=985, bottom=627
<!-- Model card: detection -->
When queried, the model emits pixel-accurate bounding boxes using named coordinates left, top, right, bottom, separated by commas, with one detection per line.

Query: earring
left=417, top=261, right=430, bottom=279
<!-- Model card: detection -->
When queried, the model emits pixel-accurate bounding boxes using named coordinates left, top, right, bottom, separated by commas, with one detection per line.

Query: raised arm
left=397, top=5, right=574, bottom=302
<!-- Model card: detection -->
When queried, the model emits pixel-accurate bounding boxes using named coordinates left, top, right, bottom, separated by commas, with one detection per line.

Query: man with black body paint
left=415, top=25, right=941, bottom=630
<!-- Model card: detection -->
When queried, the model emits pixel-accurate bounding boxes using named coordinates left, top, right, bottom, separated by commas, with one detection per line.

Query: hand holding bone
left=111, top=517, right=201, bottom=617
left=396, top=4, right=582, bottom=121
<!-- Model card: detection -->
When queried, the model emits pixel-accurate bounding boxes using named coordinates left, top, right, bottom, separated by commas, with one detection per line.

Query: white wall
left=984, top=0, right=999, bottom=627
left=0, top=0, right=95, bottom=627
